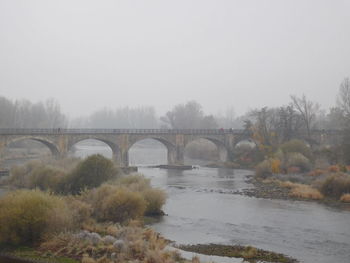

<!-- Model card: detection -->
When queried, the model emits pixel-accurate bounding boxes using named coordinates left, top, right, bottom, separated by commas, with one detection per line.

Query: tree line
left=0, top=78, right=349, bottom=135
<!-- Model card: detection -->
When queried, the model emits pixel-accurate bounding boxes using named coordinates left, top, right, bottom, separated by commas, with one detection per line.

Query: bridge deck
left=0, top=128, right=245, bottom=135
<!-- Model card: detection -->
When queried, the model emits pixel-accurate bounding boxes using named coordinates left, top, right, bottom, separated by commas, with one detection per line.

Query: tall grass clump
left=317, top=172, right=350, bottom=199
left=62, top=154, right=120, bottom=194
left=0, top=190, right=73, bottom=245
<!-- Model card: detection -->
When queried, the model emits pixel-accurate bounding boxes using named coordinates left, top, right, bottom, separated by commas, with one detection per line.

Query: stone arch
left=5, top=136, right=60, bottom=157
left=185, top=137, right=229, bottom=163
left=128, top=137, right=177, bottom=166
left=68, top=137, right=120, bottom=162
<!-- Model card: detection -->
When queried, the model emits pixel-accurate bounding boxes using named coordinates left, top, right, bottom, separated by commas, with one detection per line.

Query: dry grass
left=40, top=223, right=182, bottom=263
left=340, top=193, right=350, bottom=202
left=327, top=165, right=340, bottom=173
left=279, top=181, right=324, bottom=200
left=307, top=169, right=325, bottom=177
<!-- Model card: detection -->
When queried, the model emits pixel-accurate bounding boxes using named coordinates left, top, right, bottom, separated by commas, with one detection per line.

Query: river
left=1, top=143, right=350, bottom=263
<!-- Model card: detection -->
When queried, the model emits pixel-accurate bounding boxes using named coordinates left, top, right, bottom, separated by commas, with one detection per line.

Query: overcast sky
left=1, top=0, right=349, bottom=118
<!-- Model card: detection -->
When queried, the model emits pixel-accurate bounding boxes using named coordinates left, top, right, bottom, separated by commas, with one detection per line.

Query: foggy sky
left=1, top=0, right=350, bottom=118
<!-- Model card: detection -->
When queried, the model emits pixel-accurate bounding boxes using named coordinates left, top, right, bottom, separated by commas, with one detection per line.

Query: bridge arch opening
left=184, top=138, right=228, bottom=165
left=3, top=137, right=60, bottom=164
left=128, top=138, right=171, bottom=166
left=68, top=139, right=116, bottom=160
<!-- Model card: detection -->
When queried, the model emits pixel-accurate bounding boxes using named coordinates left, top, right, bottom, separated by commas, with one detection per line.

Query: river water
left=1, top=144, right=350, bottom=263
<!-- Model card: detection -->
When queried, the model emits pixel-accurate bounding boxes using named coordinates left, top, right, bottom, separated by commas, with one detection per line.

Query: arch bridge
left=0, top=129, right=342, bottom=167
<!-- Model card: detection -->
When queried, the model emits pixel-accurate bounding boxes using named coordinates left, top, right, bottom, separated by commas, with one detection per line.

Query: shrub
left=270, top=159, right=281, bottom=174
left=287, top=166, right=301, bottom=174
left=116, top=174, right=151, bottom=192
left=289, top=184, right=324, bottom=200
left=62, top=154, right=119, bottom=194
left=142, top=189, right=167, bottom=215
left=255, top=160, right=272, bottom=178
left=280, top=139, right=312, bottom=159
left=286, top=152, right=311, bottom=172
left=28, top=166, right=65, bottom=191
left=7, top=160, right=42, bottom=188
left=6, top=160, right=67, bottom=192
left=0, top=190, right=73, bottom=245
left=328, top=165, right=340, bottom=173
left=317, top=173, right=350, bottom=199
left=64, top=196, right=93, bottom=226
left=340, top=194, right=350, bottom=202
left=98, top=188, right=147, bottom=222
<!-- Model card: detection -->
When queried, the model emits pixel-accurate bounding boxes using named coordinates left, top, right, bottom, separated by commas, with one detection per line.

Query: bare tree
left=161, top=101, right=217, bottom=129
left=337, top=78, right=350, bottom=122
left=290, top=94, right=319, bottom=138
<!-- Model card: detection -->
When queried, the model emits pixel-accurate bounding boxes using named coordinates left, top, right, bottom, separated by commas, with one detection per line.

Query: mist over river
left=1, top=143, right=350, bottom=263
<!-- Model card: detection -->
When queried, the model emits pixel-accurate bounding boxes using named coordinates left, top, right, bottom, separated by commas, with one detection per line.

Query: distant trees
left=81, top=106, right=159, bottom=128
left=160, top=101, right=217, bottom=129
left=0, top=97, right=67, bottom=128
left=337, top=78, right=350, bottom=123
left=336, top=78, right=350, bottom=164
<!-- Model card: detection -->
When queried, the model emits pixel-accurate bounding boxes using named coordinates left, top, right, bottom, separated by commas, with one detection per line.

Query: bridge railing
left=0, top=128, right=246, bottom=135
left=0, top=128, right=341, bottom=136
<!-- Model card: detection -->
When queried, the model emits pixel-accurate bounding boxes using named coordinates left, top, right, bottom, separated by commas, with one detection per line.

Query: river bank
left=236, top=175, right=350, bottom=210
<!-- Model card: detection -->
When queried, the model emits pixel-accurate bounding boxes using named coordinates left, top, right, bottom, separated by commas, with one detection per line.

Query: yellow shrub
left=0, top=190, right=74, bottom=245
left=270, top=159, right=281, bottom=174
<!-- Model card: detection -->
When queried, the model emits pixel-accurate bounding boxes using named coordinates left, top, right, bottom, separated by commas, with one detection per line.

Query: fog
left=1, top=0, right=350, bottom=118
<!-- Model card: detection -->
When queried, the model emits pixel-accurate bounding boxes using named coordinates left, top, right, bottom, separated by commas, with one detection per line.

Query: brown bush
left=143, top=189, right=167, bottom=215
left=307, top=169, right=325, bottom=177
left=340, top=193, right=350, bottom=202
left=289, top=184, right=324, bottom=200
left=101, top=189, right=146, bottom=222
left=116, top=174, right=151, bottom=192
left=328, top=165, right=340, bottom=173
left=317, top=173, right=350, bottom=199
left=85, top=185, right=147, bottom=223
left=279, top=181, right=323, bottom=200
left=255, top=160, right=272, bottom=178
left=286, top=152, right=311, bottom=172
left=287, top=166, right=301, bottom=174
